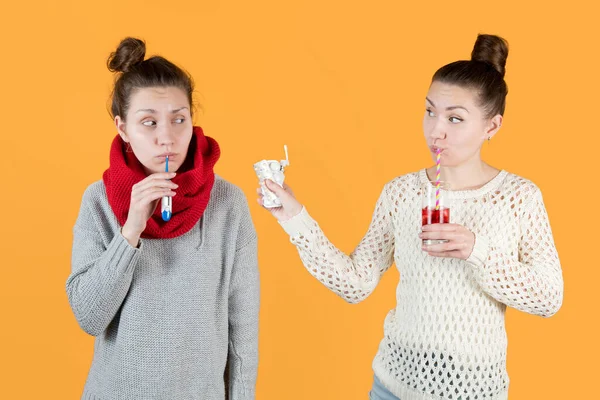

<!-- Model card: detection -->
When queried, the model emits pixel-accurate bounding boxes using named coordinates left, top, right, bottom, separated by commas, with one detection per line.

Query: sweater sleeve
left=227, top=199, right=259, bottom=400
left=278, top=184, right=395, bottom=304
left=66, top=189, right=141, bottom=336
left=466, top=187, right=563, bottom=317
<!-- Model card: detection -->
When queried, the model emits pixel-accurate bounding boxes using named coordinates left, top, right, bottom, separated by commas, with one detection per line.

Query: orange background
left=0, top=0, right=597, bottom=398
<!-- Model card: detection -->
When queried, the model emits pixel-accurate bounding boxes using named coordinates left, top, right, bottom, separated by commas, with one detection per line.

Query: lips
left=429, top=146, right=445, bottom=153
left=156, top=153, right=177, bottom=161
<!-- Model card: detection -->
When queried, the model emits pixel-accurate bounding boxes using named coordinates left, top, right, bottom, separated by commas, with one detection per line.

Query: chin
left=440, top=161, right=457, bottom=168
left=437, top=158, right=457, bottom=167
left=432, top=155, right=451, bottom=166
left=140, top=163, right=162, bottom=176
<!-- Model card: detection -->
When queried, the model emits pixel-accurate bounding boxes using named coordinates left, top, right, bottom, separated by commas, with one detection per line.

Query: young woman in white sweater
left=258, top=34, right=563, bottom=400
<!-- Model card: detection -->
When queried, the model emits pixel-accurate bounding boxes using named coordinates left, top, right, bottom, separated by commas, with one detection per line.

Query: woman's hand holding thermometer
left=121, top=165, right=177, bottom=247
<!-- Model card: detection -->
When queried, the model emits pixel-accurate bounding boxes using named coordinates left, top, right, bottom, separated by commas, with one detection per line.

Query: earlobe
left=486, top=114, right=503, bottom=140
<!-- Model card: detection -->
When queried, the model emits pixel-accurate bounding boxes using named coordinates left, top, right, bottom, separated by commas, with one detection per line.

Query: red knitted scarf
left=102, top=126, right=220, bottom=239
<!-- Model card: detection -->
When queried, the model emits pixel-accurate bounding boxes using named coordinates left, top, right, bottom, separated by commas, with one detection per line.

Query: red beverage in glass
left=421, top=207, right=450, bottom=226
left=421, top=181, right=451, bottom=245
left=421, top=206, right=450, bottom=245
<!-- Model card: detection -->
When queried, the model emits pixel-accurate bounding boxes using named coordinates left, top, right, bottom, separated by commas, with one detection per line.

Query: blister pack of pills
left=254, top=145, right=290, bottom=208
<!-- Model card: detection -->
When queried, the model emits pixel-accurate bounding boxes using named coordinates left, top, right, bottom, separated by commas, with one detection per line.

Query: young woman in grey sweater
left=66, top=37, right=259, bottom=400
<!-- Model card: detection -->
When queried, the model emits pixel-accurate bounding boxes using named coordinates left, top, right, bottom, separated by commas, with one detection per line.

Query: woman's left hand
left=419, top=223, right=476, bottom=260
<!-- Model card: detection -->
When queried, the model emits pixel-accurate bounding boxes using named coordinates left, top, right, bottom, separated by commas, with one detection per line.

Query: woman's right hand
left=257, top=180, right=303, bottom=222
left=121, top=172, right=178, bottom=245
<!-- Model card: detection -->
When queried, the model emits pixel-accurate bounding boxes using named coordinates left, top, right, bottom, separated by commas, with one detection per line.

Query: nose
left=156, top=123, right=175, bottom=148
left=428, top=119, right=447, bottom=144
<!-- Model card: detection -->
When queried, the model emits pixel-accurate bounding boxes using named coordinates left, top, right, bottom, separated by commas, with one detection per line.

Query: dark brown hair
left=107, top=37, right=195, bottom=120
left=432, top=34, right=509, bottom=118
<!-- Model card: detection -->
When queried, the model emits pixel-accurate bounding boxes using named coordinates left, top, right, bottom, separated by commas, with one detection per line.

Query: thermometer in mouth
left=161, top=155, right=172, bottom=222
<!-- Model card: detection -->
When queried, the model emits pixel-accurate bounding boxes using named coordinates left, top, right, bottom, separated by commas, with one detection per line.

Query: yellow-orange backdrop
left=0, top=0, right=597, bottom=398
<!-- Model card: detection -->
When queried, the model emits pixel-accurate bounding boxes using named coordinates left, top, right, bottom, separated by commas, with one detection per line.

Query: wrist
left=278, top=206, right=314, bottom=237
left=465, top=233, right=490, bottom=268
left=281, top=205, right=303, bottom=222
left=121, top=221, right=142, bottom=247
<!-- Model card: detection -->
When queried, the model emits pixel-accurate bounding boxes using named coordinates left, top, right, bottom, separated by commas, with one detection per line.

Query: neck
left=427, top=155, right=500, bottom=191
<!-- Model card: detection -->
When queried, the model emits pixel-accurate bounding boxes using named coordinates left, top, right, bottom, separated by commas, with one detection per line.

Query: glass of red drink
left=421, top=181, right=451, bottom=245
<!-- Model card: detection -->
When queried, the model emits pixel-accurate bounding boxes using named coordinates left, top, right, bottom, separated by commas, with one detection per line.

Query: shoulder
left=74, top=180, right=116, bottom=232
left=381, top=170, right=422, bottom=200
left=79, top=179, right=109, bottom=211
left=208, top=175, right=254, bottom=227
left=210, top=175, right=249, bottom=210
left=500, top=171, right=543, bottom=199
left=210, top=175, right=256, bottom=244
left=496, top=171, right=548, bottom=217
left=386, top=170, right=421, bottom=188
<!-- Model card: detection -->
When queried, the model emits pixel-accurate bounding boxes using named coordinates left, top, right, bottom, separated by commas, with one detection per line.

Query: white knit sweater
left=278, top=169, right=563, bottom=400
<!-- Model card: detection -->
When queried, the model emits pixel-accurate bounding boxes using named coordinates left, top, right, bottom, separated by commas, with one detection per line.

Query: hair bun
left=471, top=34, right=509, bottom=77
left=107, top=37, right=146, bottom=73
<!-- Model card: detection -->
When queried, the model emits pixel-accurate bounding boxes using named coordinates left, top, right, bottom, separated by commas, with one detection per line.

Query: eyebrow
left=426, top=98, right=469, bottom=113
left=135, top=107, right=189, bottom=114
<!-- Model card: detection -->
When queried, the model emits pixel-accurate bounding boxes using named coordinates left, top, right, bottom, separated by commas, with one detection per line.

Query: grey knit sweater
left=66, top=175, right=259, bottom=400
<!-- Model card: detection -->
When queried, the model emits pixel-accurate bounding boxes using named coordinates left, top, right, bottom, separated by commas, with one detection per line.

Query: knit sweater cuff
left=119, top=229, right=143, bottom=249
left=466, top=233, right=490, bottom=269
left=278, top=207, right=316, bottom=238
left=110, top=231, right=143, bottom=271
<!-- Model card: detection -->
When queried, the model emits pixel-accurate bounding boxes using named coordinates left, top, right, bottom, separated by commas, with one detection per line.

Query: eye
left=142, top=120, right=156, bottom=127
left=174, top=118, right=185, bottom=124
left=449, top=116, right=463, bottom=123
left=426, top=109, right=435, bottom=117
